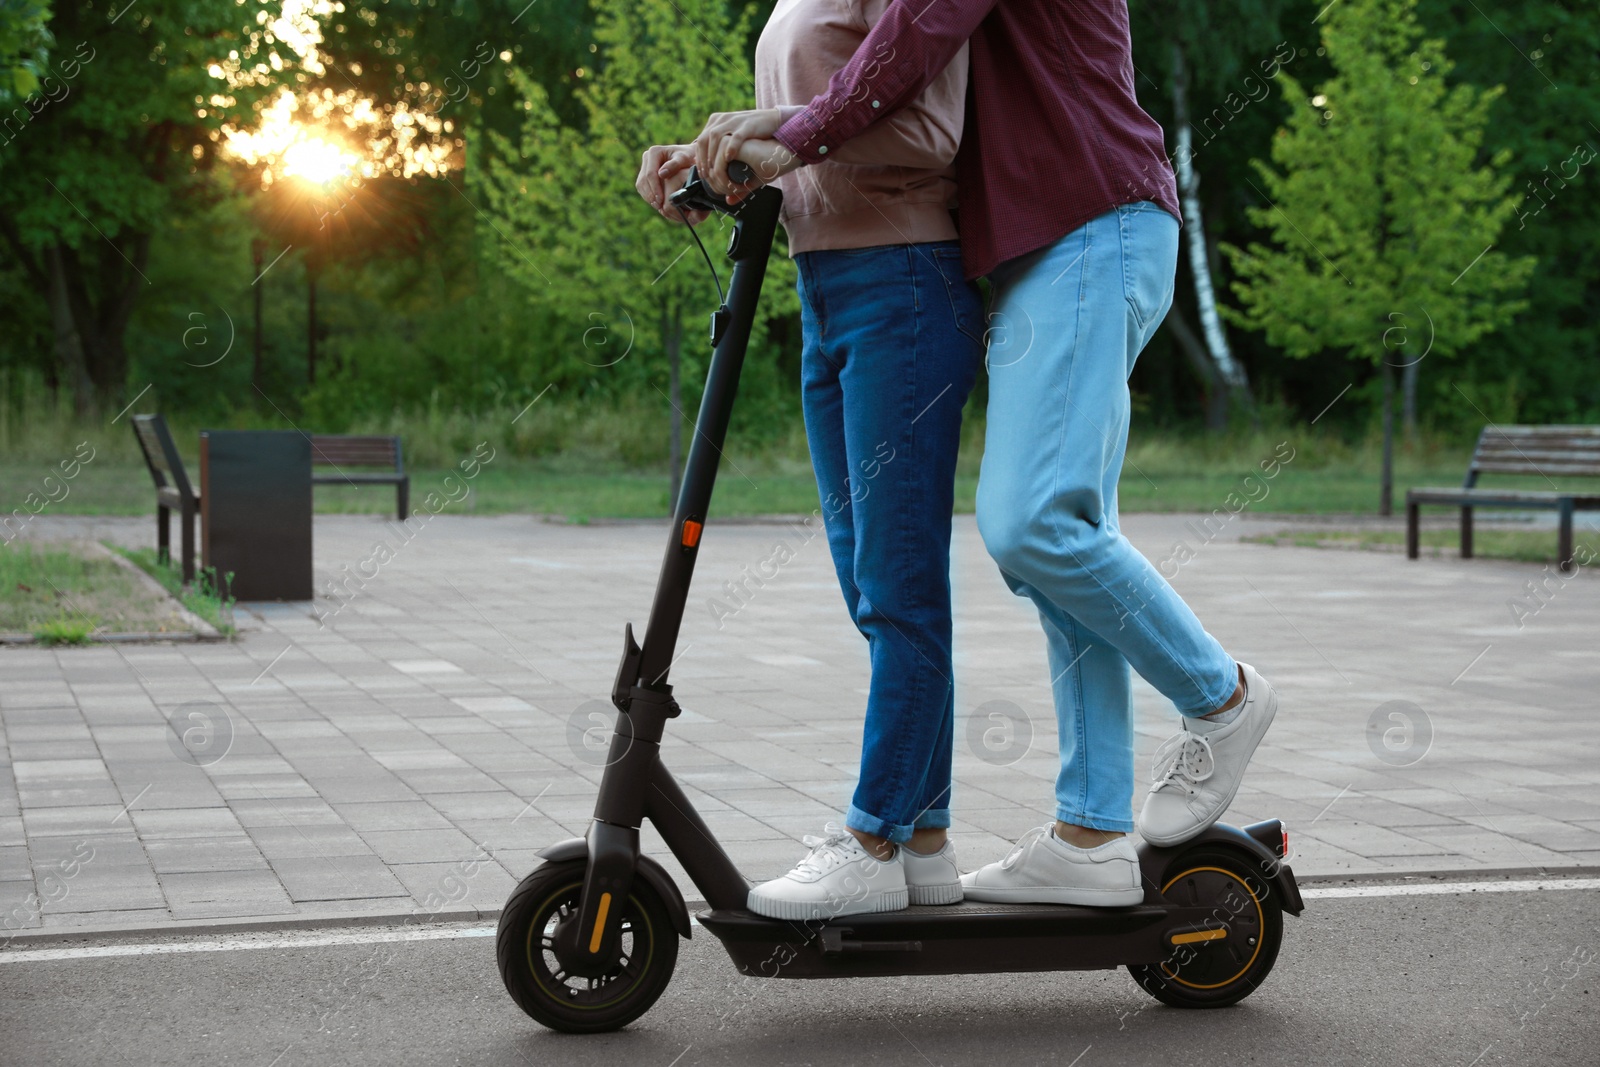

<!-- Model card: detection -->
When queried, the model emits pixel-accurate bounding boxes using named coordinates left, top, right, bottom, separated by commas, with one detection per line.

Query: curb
left=96, top=543, right=228, bottom=641
left=4, top=865, right=1595, bottom=949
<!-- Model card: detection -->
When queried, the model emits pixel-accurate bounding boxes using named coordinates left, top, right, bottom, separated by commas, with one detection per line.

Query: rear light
left=1280, top=827, right=1290, bottom=858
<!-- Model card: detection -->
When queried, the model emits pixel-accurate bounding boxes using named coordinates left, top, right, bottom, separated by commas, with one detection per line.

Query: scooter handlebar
left=669, top=160, right=759, bottom=214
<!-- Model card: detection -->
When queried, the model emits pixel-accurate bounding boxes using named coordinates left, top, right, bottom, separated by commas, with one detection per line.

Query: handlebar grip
left=728, top=160, right=756, bottom=184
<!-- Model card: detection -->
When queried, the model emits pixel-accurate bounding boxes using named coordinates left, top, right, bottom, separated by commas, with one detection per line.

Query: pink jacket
left=754, top=0, right=969, bottom=254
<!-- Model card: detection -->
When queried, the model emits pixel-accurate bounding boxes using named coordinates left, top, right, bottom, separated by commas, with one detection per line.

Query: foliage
left=1222, top=0, right=1533, bottom=371
left=0, top=0, right=52, bottom=99
left=1413, top=0, right=1600, bottom=428
left=33, top=612, right=95, bottom=643
left=1220, top=0, right=1541, bottom=510
left=0, top=0, right=292, bottom=413
left=473, top=0, right=798, bottom=439
left=0, top=0, right=1592, bottom=469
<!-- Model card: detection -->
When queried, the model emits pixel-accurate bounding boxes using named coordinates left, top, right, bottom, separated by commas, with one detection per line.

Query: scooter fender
left=1136, top=820, right=1305, bottom=916
left=536, top=837, right=694, bottom=939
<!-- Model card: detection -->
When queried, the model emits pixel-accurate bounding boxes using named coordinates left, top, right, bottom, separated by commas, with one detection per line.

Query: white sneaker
left=747, top=824, right=907, bottom=921
left=959, top=827, right=1143, bottom=906
left=1138, top=661, right=1278, bottom=847
left=903, top=840, right=963, bottom=905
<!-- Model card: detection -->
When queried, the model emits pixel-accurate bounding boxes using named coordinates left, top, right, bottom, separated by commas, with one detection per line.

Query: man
left=641, top=0, right=1277, bottom=907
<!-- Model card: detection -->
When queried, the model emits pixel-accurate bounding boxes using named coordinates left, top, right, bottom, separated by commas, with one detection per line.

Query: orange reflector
left=1171, top=928, right=1228, bottom=945
left=682, top=519, right=703, bottom=547
left=588, top=892, right=613, bottom=953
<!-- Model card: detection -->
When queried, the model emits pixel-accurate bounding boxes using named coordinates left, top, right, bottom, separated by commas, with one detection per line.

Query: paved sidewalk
left=3, top=511, right=1597, bottom=936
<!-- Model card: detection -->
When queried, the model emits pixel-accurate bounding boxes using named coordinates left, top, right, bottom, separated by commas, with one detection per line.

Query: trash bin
left=199, top=430, right=313, bottom=601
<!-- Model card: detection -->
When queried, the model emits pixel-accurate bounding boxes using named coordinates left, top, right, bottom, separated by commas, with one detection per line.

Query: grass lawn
left=0, top=542, right=195, bottom=640
left=1244, top=527, right=1600, bottom=567
left=0, top=436, right=1512, bottom=520
left=8, top=416, right=1596, bottom=521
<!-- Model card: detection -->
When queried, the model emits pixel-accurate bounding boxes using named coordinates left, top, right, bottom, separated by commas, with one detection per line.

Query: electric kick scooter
left=496, top=162, right=1305, bottom=1033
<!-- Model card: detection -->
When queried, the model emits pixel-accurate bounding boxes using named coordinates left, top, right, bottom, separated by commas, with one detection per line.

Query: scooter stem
left=635, top=179, right=782, bottom=690
left=569, top=172, right=783, bottom=971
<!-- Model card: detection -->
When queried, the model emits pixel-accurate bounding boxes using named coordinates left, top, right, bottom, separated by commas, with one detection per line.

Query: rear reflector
left=682, top=519, right=703, bottom=547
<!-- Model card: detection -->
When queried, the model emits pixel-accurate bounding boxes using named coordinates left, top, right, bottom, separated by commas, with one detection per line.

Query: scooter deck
left=697, top=898, right=1213, bottom=978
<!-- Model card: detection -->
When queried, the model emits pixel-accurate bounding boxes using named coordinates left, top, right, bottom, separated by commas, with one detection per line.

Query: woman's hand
left=635, top=144, right=707, bottom=224
left=692, top=109, right=785, bottom=196
left=723, top=138, right=804, bottom=205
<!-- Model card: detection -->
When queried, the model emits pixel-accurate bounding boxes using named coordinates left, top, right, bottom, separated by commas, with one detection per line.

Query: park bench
left=131, top=413, right=201, bottom=583
left=310, top=434, right=409, bottom=520
left=1406, top=424, right=1600, bottom=572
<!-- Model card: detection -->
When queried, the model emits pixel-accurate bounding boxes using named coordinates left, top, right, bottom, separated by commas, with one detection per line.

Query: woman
left=636, top=0, right=983, bottom=920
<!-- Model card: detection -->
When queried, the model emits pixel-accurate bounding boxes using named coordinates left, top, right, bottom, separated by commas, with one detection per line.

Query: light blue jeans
left=975, top=201, right=1238, bottom=834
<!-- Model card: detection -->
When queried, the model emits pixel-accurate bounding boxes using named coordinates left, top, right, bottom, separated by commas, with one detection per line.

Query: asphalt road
left=2, top=886, right=1596, bottom=1067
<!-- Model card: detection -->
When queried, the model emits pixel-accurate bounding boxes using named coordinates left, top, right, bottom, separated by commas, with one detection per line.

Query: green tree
left=1131, top=0, right=1293, bottom=430
left=0, top=0, right=287, bottom=415
left=1223, top=0, right=1533, bottom=514
left=0, top=0, right=52, bottom=100
left=1421, top=0, right=1600, bottom=429
left=474, top=0, right=795, bottom=506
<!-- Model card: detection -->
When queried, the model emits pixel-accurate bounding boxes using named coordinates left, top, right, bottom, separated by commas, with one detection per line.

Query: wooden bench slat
left=1407, top=488, right=1600, bottom=506
left=311, top=473, right=406, bottom=484
left=1475, top=446, right=1600, bottom=461
left=1478, top=445, right=1600, bottom=457
left=313, top=450, right=397, bottom=457
left=1476, top=455, right=1600, bottom=468
left=1471, top=463, right=1600, bottom=478
left=1481, top=425, right=1600, bottom=436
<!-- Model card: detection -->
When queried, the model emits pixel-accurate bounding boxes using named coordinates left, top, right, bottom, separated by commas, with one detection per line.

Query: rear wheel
left=1128, top=847, right=1284, bottom=1008
left=496, top=860, right=679, bottom=1033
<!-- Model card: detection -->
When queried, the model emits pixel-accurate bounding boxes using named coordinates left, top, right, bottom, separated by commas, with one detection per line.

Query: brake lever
left=668, top=161, right=758, bottom=216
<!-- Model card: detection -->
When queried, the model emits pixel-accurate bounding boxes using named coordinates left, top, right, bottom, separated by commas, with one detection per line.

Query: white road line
left=0, top=924, right=497, bottom=964
left=2, top=878, right=1595, bottom=964
left=1301, top=877, right=1600, bottom=900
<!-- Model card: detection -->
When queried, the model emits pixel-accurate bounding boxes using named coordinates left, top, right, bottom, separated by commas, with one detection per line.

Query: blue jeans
left=976, top=202, right=1238, bottom=833
left=796, top=240, right=984, bottom=844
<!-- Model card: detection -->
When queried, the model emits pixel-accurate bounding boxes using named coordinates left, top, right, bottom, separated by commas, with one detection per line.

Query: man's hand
left=692, top=109, right=786, bottom=195
left=636, top=144, right=707, bottom=224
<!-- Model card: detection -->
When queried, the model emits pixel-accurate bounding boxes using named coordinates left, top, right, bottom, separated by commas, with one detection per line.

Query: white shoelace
left=793, top=822, right=864, bottom=877
left=1000, top=826, right=1049, bottom=869
left=1150, top=731, right=1216, bottom=795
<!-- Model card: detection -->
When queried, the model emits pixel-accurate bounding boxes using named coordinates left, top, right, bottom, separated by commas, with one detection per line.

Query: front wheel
left=496, top=859, right=679, bottom=1033
left=1128, top=847, right=1284, bottom=1008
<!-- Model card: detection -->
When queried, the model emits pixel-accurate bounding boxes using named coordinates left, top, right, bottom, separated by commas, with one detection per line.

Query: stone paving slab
left=1, top=509, right=1597, bottom=936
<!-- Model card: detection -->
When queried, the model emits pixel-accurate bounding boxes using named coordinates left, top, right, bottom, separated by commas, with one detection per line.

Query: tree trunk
left=44, top=245, right=95, bottom=416
left=1171, top=42, right=1252, bottom=427
left=252, top=239, right=265, bottom=395
left=1401, top=359, right=1419, bottom=445
left=307, top=268, right=318, bottom=385
left=1380, top=360, right=1395, bottom=517
left=667, top=310, right=683, bottom=512
left=1162, top=304, right=1228, bottom=431
left=6, top=219, right=145, bottom=416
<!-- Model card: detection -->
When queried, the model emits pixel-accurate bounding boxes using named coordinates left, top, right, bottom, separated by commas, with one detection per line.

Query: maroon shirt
left=773, top=0, right=1180, bottom=280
